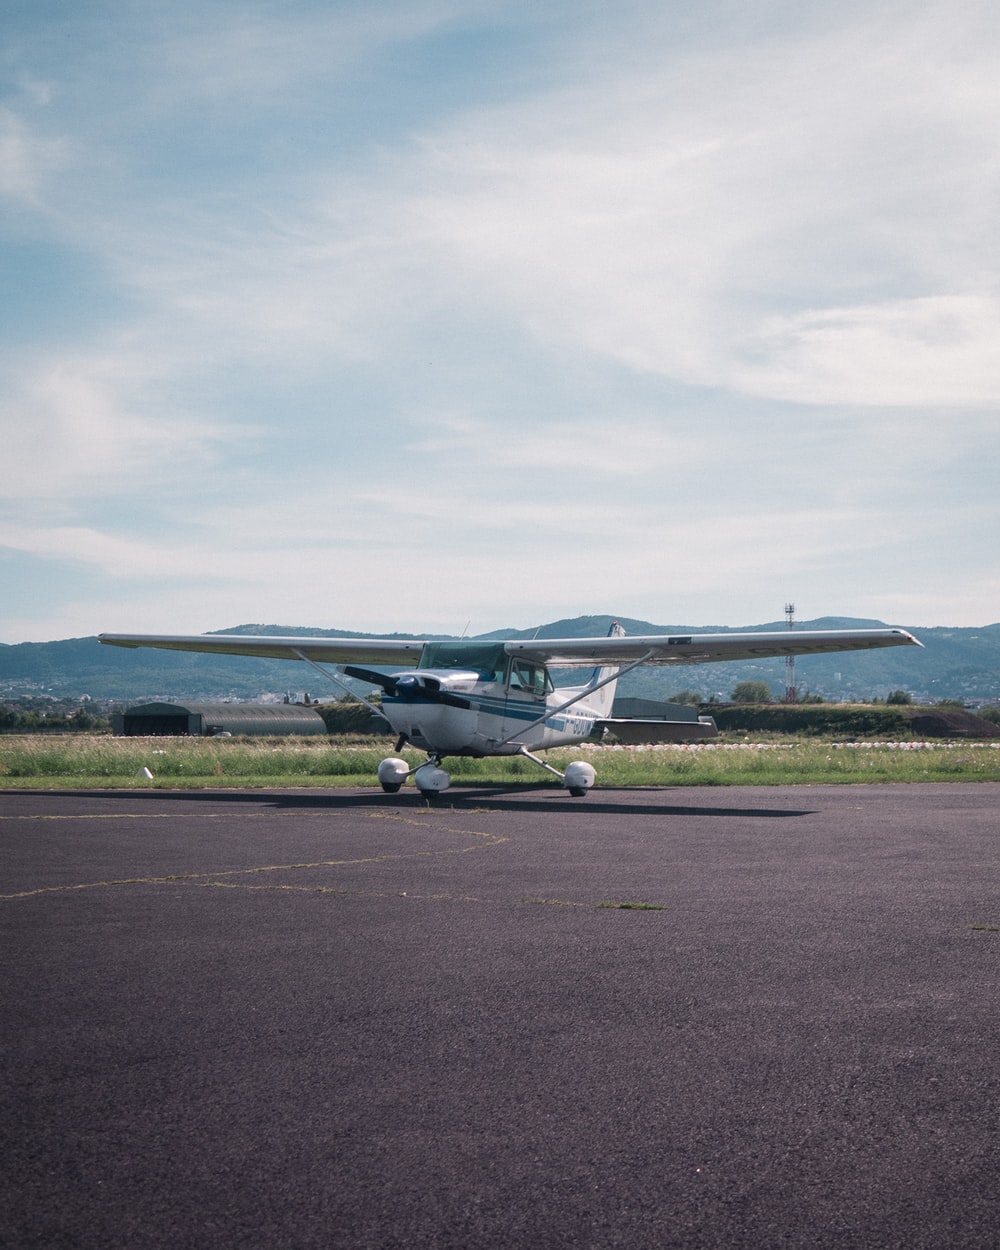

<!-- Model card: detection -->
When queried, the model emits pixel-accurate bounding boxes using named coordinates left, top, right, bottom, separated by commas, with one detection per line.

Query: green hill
left=1, top=618, right=998, bottom=705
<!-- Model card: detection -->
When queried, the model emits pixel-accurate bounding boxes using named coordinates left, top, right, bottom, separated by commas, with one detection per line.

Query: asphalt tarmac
left=2, top=783, right=998, bottom=1249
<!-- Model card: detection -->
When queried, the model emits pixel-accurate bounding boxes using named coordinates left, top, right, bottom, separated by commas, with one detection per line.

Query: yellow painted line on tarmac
left=0, top=811, right=277, bottom=823
left=1, top=811, right=507, bottom=901
left=202, top=882, right=483, bottom=902
left=0, top=812, right=190, bottom=820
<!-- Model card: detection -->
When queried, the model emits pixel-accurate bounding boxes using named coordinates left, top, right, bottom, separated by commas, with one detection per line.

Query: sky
left=2, top=0, right=999, bottom=644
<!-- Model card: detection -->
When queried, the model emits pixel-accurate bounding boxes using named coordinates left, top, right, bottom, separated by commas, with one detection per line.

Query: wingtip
left=98, top=633, right=136, bottom=648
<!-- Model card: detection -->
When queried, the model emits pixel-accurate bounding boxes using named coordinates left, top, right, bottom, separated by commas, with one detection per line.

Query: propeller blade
left=343, top=665, right=400, bottom=692
left=436, top=692, right=476, bottom=710
left=391, top=673, right=476, bottom=710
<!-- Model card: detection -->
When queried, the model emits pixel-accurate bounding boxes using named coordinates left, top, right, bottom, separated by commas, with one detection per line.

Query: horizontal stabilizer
left=597, top=717, right=718, bottom=744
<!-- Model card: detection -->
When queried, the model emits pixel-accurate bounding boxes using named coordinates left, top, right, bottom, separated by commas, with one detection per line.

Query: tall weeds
left=1, top=735, right=998, bottom=788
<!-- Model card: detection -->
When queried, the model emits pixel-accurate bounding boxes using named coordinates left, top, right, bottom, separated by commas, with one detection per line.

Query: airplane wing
left=98, top=633, right=428, bottom=666
left=505, top=628, right=921, bottom=667
left=99, top=626, right=921, bottom=669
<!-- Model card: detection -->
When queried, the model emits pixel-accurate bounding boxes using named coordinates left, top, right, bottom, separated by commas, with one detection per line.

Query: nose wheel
left=413, top=760, right=451, bottom=795
left=377, top=755, right=451, bottom=795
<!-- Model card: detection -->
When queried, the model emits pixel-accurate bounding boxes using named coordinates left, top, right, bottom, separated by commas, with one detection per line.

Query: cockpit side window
left=507, top=659, right=551, bottom=697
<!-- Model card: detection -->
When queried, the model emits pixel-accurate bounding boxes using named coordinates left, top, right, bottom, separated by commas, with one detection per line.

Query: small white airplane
left=99, top=621, right=921, bottom=796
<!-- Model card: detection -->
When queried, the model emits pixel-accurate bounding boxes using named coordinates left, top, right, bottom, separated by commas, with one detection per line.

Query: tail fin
left=583, top=620, right=625, bottom=716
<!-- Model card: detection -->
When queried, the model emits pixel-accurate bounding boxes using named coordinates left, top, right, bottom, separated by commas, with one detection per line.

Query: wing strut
left=492, top=649, right=657, bottom=748
left=292, top=648, right=389, bottom=723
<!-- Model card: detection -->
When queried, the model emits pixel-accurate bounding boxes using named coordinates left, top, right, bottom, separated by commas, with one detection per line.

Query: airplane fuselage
left=380, top=668, right=603, bottom=755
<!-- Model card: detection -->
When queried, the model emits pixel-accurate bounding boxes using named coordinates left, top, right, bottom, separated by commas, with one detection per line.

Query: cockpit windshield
left=418, top=641, right=508, bottom=682
left=418, top=640, right=552, bottom=694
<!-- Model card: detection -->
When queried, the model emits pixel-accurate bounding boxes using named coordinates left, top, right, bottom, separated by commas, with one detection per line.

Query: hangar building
left=113, top=702, right=327, bottom=737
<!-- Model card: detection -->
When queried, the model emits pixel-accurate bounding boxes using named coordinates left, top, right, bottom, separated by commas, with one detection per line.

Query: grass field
left=2, top=734, right=998, bottom=789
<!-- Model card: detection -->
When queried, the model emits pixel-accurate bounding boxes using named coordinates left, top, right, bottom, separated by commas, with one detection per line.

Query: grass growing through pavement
left=1, top=734, right=998, bottom=789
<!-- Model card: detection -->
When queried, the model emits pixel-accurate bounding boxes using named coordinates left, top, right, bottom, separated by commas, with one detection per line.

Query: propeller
left=342, top=665, right=402, bottom=693
left=342, top=666, right=476, bottom=710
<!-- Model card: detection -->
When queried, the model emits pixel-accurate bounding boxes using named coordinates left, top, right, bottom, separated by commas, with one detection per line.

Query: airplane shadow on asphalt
left=34, top=787, right=816, bottom=819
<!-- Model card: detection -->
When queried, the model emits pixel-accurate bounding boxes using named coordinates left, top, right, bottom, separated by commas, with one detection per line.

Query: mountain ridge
left=1, top=617, right=998, bottom=703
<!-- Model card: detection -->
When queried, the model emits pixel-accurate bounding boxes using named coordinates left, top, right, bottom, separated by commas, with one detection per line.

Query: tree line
left=0, top=701, right=111, bottom=733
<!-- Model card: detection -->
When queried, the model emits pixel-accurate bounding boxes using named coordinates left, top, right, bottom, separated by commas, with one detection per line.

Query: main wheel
left=563, top=760, right=596, bottom=797
left=377, top=757, right=410, bottom=793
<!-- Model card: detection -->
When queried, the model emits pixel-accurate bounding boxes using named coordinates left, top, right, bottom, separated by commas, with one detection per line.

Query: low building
left=112, top=702, right=327, bottom=737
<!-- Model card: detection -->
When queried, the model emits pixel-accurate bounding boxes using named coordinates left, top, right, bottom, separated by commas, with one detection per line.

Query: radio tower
left=784, top=602, right=797, bottom=703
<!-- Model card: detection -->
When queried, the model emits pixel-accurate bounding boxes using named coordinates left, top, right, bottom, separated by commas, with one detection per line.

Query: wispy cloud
left=0, top=348, right=254, bottom=500
left=400, top=4, right=1000, bottom=405
left=736, top=296, right=1000, bottom=406
left=0, top=107, right=66, bottom=203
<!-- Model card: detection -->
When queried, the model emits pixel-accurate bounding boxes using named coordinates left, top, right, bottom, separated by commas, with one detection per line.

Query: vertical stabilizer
left=583, top=620, right=625, bottom=716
